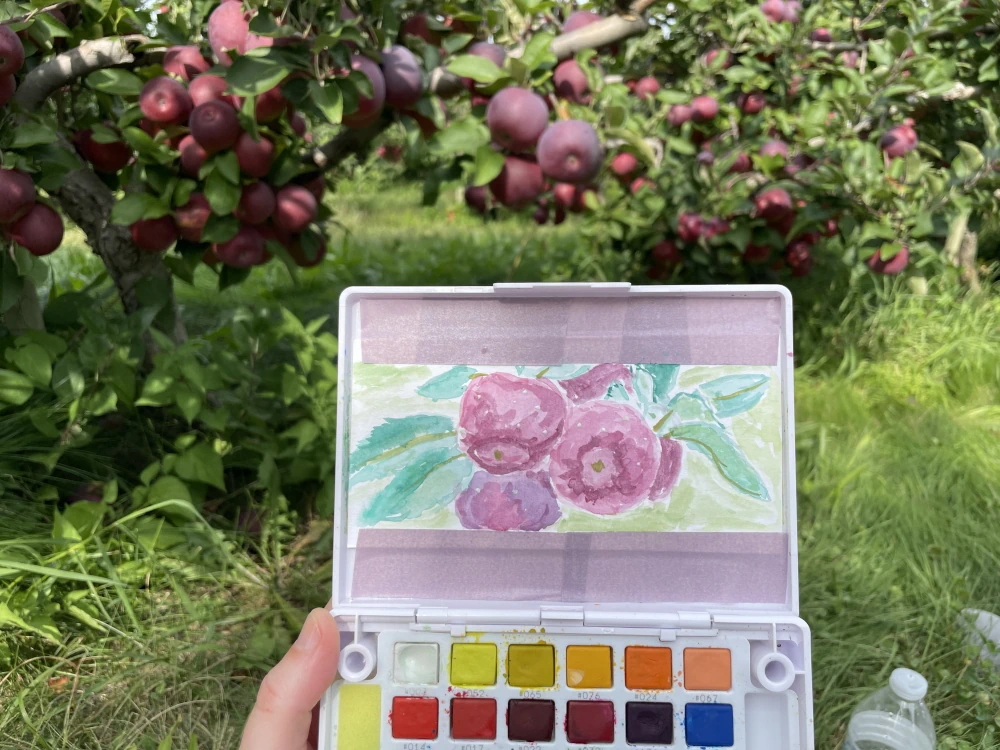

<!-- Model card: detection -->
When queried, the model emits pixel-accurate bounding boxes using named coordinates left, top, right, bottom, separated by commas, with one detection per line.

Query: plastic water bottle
left=843, top=669, right=936, bottom=750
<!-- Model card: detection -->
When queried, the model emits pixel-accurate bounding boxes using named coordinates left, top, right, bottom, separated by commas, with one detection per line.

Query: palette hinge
left=540, top=606, right=585, bottom=625
left=583, top=610, right=714, bottom=630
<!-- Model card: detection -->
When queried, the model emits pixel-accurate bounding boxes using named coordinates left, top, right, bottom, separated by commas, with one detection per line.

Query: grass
left=3, top=182, right=999, bottom=748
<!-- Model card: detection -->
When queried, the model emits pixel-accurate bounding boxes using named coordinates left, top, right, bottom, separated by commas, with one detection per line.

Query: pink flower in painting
left=456, top=471, right=561, bottom=531
left=549, top=402, right=661, bottom=515
left=559, top=364, right=634, bottom=403
left=458, top=373, right=568, bottom=475
left=650, top=438, right=684, bottom=500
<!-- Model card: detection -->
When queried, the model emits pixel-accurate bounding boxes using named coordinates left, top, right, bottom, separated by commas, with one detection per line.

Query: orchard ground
left=2, top=180, right=998, bottom=749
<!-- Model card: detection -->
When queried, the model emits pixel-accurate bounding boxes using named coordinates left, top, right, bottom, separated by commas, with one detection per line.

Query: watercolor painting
left=347, top=363, right=783, bottom=536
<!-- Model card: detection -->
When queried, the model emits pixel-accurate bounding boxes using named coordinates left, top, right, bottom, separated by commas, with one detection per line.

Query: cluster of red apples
left=0, top=24, right=65, bottom=256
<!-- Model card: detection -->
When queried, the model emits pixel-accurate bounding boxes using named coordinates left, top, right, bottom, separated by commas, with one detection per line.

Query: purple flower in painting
left=549, top=402, right=661, bottom=515
left=456, top=471, right=562, bottom=531
left=458, top=373, right=568, bottom=475
left=559, top=364, right=634, bottom=403
left=650, top=438, right=683, bottom=501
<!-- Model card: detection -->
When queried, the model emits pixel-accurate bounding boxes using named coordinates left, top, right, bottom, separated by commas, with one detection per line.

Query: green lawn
left=2, top=183, right=998, bottom=749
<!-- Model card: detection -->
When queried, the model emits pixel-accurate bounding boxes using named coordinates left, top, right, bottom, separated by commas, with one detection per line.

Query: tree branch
left=13, top=35, right=148, bottom=111
left=0, top=2, right=70, bottom=26
left=309, top=1, right=657, bottom=173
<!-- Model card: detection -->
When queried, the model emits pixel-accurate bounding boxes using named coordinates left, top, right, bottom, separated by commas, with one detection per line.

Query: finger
left=240, top=608, right=341, bottom=750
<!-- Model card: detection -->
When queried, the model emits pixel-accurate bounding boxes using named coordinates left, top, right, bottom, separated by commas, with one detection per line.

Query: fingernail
left=294, top=615, right=321, bottom=652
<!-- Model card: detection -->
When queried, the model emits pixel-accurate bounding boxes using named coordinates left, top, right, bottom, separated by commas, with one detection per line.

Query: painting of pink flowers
left=348, top=363, right=782, bottom=534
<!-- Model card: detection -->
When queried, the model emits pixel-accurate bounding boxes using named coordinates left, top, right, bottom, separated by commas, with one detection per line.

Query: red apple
left=234, top=132, right=275, bottom=178
left=9, top=203, right=63, bottom=256
left=273, top=185, right=318, bottom=233
left=131, top=215, right=178, bottom=253
left=139, top=77, right=193, bottom=126
left=0, top=169, right=37, bottom=223
left=163, top=46, right=210, bottom=81
left=235, top=182, right=276, bottom=225
left=174, top=193, right=212, bottom=242
left=214, top=225, right=266, bottom=268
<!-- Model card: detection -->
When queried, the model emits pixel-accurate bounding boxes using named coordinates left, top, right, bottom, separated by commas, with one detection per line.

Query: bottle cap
left=890, top=668, right=928, bottom=701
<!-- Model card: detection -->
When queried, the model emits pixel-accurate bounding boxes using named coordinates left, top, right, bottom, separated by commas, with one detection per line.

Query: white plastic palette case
left=320, top=283, right=814, bottom=750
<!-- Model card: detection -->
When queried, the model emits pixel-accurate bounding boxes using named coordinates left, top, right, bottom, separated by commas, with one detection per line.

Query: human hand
left=240, top=608, right=341, bottom=750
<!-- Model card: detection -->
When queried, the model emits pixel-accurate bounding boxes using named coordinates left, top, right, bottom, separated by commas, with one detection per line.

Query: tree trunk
left=56, top=168, right=187, bottom=342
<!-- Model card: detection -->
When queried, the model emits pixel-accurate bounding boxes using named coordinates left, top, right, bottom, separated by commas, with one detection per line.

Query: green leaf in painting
left=351, top=415, right=456, bottom=469
left=416, top=366, right=477, bottom=400
left=360, top=448, right=474, bottom=524
left=697, top=374, right=770, bottom=418
left=671, top=423, right=771, bottom=501
left=663, top=392, right=719, bottom=426
left=174, top=442, right=225, bottom=490
left=636, top=364, right=679, bottom=403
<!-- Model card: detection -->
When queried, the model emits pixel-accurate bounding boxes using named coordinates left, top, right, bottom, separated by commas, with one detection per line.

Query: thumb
left=240, top=608, right=341, bottom=750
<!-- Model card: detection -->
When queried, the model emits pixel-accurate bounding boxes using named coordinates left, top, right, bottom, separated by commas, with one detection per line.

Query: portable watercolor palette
left=320, top=283, right=814, bottom=749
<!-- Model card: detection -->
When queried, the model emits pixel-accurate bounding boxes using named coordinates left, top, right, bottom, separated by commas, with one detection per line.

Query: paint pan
left=319, top=284, right=815, bottom=749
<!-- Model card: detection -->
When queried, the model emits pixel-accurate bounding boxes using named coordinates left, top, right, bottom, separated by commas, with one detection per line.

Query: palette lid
left=332, top=283, right=801, bottom=620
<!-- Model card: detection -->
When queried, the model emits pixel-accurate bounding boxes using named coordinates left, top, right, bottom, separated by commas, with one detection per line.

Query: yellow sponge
left=337, top=683, right=381, bottom=750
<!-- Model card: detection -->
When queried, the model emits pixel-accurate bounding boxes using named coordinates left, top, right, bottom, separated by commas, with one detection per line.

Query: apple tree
left=0, top=0, right=995, bottom=345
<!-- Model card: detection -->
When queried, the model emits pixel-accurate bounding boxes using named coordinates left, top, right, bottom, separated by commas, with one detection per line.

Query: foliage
left=0, top=302, right=336, bottom=653
left=0, top=0, right=994, bottom=335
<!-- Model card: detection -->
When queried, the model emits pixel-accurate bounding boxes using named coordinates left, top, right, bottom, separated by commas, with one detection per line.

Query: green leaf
left=471, top=145, right=505, bottom=187
left=351, top=415, right=456, bottom=469
left=416, top=366, right=477, bottom=400
left=604, top=128, right=656, bottom=165
left=204, top=171, right=242, bottom=215
left=136, top=368, right=176, bottom=407
left=86, top=68, right=145, bottom=95
left=723, top=66, right=756, bottom=83
left=309, top=80, right=343, bottom=124
left=952, top=141, right=985, bottom=179
left=886, top=27, right=910, bottom=56
left=0, top=369, right=34, bottom=405
left=667, top=136, right=696, bottom=156
left=447, top=54, right=504, bottom=84
left=11, top=343, right=52, bottom=386
left=978, top=56, right=998, bottom=83
left=430, top=119, right=490, bottom=155
left=174, top=179, right=198, bottom=208
left=360, top=448, right=474, bottom=524
left=215, top=151, right=241, bottom=185
left=281, top=419, right=321, bottom=451
left=520, top=31, right=556, bottom=70
left=52, top=354, right=85, bottom=400
left=111, top=194, right=169, bottom=225
left=671, top=423, right=771, bottom=501
left=226, top=56, right=291, bottom=96
left=442, top=33, right=474, bottom=54
left=174, top=442, right=225, bottom=490
left=202, top=214, right=240, bottom=244
left=174, top=383, right=201, bottom=423
left=697, top=374, right=770, bottom=418
left=12, top=121, right=59, bottom=148
left=219, top=266, right=251, bottom=290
